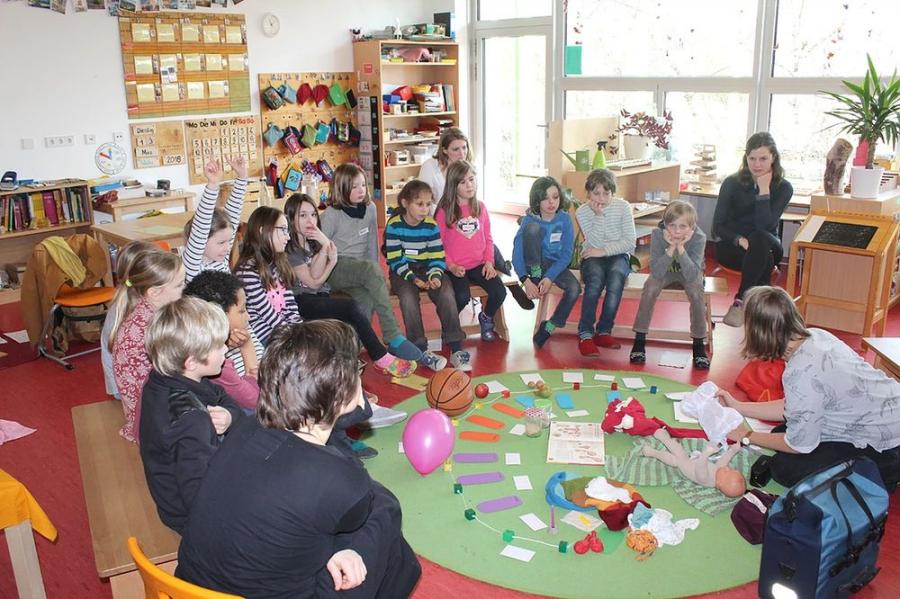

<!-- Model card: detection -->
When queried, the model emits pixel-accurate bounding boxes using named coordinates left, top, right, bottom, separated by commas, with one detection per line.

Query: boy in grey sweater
left=630, top=201, right=710, bottom=368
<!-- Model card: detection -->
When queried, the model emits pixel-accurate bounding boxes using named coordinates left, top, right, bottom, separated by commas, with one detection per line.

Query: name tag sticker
left=550, top=232, right=562, bottom=243
left=406, top=248, right=419, bottom=255
left=358, top=227, right=369, bottom=236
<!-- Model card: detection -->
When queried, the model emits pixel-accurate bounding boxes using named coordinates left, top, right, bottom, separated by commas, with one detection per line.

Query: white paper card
left=746, top=417, right=776, bottom=433
left=562, top=510, right=602, bottom=532
left=566, top=409, right=590, bottom=418
left=623, top=377, right=646, bottom=389
left=500, top=545, right=535, bottom=563
left=398, top=442, right=405, bottom=454
left=520, top=373, right=545, bottom=385
left=505, top=452, right=521, bottom=465
left=4, top=330, right=29, bottom=343
left=485, top=380, right=508, bottom=393
left=519, top=512, right=547, bottom=531
left=659, top=351, right=691, bottom=369
left=594, top=374, right=615, bottom=382
left=513, top=475, right=533, bottom=491
left=0, top=335, right=7, bottom=344
left=426, top=337, right=443, bottom=352
left=562, top=372, right=584, bottom=383
left=673, top=402, right=698, bottom=424
left=665, top=391, right=691, bottom=401
left=509, top=424, right=526, bottom=436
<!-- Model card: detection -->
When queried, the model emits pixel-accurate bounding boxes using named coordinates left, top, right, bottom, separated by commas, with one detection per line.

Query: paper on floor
left=500, top=544, right=535, bottom=562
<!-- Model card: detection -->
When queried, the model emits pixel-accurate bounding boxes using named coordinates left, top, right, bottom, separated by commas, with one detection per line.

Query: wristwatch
left=741, top=432, right=753, bottom=447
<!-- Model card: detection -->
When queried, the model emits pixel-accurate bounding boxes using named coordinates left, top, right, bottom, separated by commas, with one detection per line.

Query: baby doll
left=642, top=428, right=746, bottom=497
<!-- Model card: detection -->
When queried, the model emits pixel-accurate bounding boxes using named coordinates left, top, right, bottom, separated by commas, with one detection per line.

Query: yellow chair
left=127, top=537, right=243, bottom=599
left=37, top=283, right=116, bottom=370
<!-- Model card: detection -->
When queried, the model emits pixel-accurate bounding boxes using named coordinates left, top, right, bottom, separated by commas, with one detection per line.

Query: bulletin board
left=184, top=115, right=262, bottom=185
left=129, top=121, right=187, bottom=169
left=257, top=72, right=359, bottom=176
left=119, top=10, right=250, bottom=119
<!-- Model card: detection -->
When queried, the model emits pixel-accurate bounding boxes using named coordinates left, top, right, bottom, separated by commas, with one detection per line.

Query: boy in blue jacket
left=513, top=176, right=581, bottom=348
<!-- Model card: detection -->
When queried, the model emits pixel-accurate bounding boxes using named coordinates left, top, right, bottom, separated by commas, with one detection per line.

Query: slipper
left=629, top=351, right=646, bottom=364
left=693, top=355, right=711, bottom=369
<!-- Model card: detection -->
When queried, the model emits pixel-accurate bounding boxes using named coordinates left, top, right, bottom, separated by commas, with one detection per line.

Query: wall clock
left=95, top=142, right=128, bottom=175
left=261, top=13, right=280, bottom=37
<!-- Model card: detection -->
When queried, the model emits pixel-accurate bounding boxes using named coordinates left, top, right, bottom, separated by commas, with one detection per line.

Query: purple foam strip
left=453, top=452, right=499, bottom=463
left=456, top=471, right=504, bottom=485
left=477, top=495, right=523, bottom=513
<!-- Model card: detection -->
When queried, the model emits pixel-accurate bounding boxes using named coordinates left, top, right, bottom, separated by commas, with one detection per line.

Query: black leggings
left=715, top=230, right=783, bottom=300
left=295, top=293, right=387, bottom=360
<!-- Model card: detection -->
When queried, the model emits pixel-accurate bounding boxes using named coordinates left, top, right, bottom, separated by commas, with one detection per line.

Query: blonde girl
left=110, top=250, right=185, bottom=442
left=435, top=160, right=507, bottom=341
left=233, top=206, right=302, bottom=346
left=319, top=163, right=422, bottom=361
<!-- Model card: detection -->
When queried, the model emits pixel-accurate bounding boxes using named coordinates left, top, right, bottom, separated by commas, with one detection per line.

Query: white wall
left=0, top=0, right=456, bottom=193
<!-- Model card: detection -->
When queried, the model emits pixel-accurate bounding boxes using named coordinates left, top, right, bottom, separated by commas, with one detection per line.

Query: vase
left=623, top=135, right=652, bottom=161
left=849, top=166, right=885, bottom=199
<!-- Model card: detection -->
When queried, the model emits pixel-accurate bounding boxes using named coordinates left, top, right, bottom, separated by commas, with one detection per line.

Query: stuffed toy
left=641, top=429, right=746, bottom=497
left=602, top=396, right=707, bottom=439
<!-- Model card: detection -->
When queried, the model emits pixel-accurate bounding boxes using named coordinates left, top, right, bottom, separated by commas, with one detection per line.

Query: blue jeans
left=521, top=223, right=582, bottom=327
left=578, top=254, right=630, bottom=339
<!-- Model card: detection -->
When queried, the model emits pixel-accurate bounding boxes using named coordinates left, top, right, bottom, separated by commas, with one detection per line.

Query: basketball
left=426, top=368, right=473, bottom=416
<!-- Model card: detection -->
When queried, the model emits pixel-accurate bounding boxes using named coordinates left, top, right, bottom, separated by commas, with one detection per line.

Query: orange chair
left=37, top=283, right=116, bottom=370
left=127, top=537, right=243, bottom=599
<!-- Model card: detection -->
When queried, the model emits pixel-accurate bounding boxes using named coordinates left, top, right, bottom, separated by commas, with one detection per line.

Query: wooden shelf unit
left=353, top=39, right=460, bottom=226
left=1, top=180, right=95, bottom=296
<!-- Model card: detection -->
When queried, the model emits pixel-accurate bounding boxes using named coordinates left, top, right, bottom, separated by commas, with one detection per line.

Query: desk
left=73, top=401, right=180, bottom=599
left=0, top=469, right=57, bottom=599
left=93, top=190, right=195, bottom=222
left=862, top=337, right=900, bottom=382
left=92, top=213, right=192, bottom=285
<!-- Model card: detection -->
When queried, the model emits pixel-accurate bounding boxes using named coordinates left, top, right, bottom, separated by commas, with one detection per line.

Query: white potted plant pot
left=623, top=135, right=652, bottom=160
left=850, top=165, right=885, bottom=198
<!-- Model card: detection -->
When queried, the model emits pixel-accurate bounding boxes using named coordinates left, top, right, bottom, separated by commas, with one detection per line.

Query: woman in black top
left=176, top=320, right=421, bottom=598
left=713, top=132, right=793, bottom=326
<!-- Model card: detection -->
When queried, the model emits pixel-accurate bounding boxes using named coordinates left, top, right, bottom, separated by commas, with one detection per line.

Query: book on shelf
left=0, top=185, right=89, bottom=233
left=441, top=84, right=455, bottom=112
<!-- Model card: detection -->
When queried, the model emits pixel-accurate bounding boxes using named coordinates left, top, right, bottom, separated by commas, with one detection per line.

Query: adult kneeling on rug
left=176, top=320, right=421, bottom=598
left=717, top=286, right=900, bottom=491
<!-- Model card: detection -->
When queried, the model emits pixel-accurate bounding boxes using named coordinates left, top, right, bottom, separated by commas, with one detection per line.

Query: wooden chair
left=127, top=537, right=242, bottom=599
left=37, top=283, right=115, bottom=370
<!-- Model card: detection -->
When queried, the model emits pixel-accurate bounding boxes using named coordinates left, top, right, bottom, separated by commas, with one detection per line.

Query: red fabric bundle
left=735, top=360, right=785, bottom=402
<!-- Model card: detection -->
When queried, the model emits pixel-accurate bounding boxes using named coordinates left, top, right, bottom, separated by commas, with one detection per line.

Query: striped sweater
left=183, top=178, right=247, bottom=282
left=384, top=215, right=446, bottom=281
left=575, top=198, right=636, bottom=258
left=234, top=261, right=302, bottom=346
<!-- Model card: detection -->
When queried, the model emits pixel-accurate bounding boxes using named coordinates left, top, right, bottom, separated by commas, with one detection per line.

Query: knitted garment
left=601, top=397, right=708, bottom=439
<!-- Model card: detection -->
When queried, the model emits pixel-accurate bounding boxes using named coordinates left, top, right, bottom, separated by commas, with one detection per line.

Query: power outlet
left=44, top=136, right=75, bottom=148
left=113, top=131, right=125, bottom=144
left=84, top=134, right=96, bottom=145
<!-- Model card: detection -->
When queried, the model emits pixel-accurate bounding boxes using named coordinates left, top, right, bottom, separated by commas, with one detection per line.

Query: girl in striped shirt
left=233, top=207, right=302, bottom=346
left=182, top=157, right=247, bottom=282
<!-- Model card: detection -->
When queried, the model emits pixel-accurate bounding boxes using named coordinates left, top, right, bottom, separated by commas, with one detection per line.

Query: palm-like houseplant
left=820, top=55, right=900, bottom=196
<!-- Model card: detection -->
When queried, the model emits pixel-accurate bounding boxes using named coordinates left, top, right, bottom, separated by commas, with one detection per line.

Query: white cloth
left=681, top=381, right=743, bottom=447
left=585, top=476, right=632, bottom=503
left=628, top=508, right=700, bottom=547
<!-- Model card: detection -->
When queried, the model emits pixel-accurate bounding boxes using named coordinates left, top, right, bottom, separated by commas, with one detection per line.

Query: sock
left=544, top=322, right=557, bottom=333
left=692, top=337, right=707, bottom=357
left=375, top=353, right=396, bottom=369
left=449, top=341, right=462, bottom=353
left=632, top=332, right=646, bottom=353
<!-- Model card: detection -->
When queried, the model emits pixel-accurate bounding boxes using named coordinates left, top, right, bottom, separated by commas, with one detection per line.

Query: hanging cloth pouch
left=301, top=123, right=317, bottom=148
left=345, top=89, right=357, bottom=109
left=348, top=124, right=361, bottom=146
left=263, top=123, right=284, bottom=147
left=284, top=166, right=302, bottom=191
left=262, top=85, right=285, bottom=110
left=315, top=121, right=331, bottom=145
left=336, top=120, right=350, bottom=143
left=328, top=82, right=347, bottom=107
left=316, top=159, right=335, bottom=182
left=278, top=83, right=298, bottom=103
left=282, top=126, right=302, bottom=154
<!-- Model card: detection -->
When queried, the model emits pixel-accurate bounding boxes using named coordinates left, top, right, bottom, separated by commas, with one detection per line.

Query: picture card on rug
left=520, top=373, right=544, bottom=386
left=622, top=377, right=646, bottom=389
left=392, top=373, right=428, bottom=391
left=513, top=475, right=533, bottom=491
left=500, top=545, right=535, bottom=563
left=659, top=351, right=691, bottom=369
left=562, top=510, right=602, bottom=532
left=509, top=424, right=526, bottom=436
left=555, top=394, right=575, bottom=409
left=519, top=513, right=547, bottom=531
left=566, top=409, right=590, bottom=418
left=594, top=373, right=615, bottom=382
left=673, top=402, right=698, bottom=424
left=485, top=380, right=509, bottom=393
left=665, top=391, right=691, bottom=401
left=505, top=452, right=521, bottom=465
left=398, top=442, right=404, bottom=454
left=562, top=371, right=584, bottom=383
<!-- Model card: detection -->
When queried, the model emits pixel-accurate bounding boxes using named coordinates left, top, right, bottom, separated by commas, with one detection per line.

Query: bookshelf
left=0, top=179, right=94, bottom=304
left=352, top=39, right=460, bottom=226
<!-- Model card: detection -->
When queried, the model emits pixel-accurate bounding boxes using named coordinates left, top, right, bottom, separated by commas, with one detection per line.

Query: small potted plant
left=611, top=110, right=673, bottom=160
left=821, top=55, right=900, bottom=198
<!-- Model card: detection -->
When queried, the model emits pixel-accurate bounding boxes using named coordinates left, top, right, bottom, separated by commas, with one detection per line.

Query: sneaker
left=723, top=302, right=744, bottom=327
left=629, top=350, right=646, bottom=364
left=419, top=350, right=448, bottom=371
left=533, top=321, right=552, bottom=348
left=578, top=338, right=599, bottom=356
left=593, top=333, right=621, bottom=349
left=478, top=312, right=497, bottom=342
left=374, top=358, right=417, bottom=378
left=508, top=283, right=535, bottom=310
left=350, top=440, right=379, bottom=459
left=693, top=354, right=711, bottom=370
left=366, top=405, right=408, bottom=429
left=450, top=350, right=472, bottom=372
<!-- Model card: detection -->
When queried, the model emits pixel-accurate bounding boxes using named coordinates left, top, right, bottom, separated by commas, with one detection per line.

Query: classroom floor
left=1, top=214, right=899, bottom=598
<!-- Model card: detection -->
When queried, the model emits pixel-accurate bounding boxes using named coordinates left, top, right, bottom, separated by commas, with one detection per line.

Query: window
left=479, top=0, right=551, bottom=21
left=665, top=92, right=749, bottom=177
left=565, top=91, right=655, bottom=121
left=774, top=1, right=900, bottom=77
left=565, top=0, right=757, bottom=77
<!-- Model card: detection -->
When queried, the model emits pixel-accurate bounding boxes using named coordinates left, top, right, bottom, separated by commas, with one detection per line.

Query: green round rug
left=364, top=369, right=783, bottom=599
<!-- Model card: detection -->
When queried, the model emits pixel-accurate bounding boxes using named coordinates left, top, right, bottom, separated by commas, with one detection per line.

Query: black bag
left=758, top=457, right=888, bottom=598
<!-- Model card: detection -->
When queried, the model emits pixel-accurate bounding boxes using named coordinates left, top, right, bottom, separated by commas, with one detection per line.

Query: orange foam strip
left=459, top=431, right=501, bottom=443
left=492, top=403, right=525, bottom=418
left=465, top=414, right=505, bottom=430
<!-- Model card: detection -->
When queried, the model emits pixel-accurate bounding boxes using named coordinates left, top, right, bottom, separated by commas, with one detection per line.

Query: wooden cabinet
left=0, top=179, right=94, bottom=304
left=353, top=40, right=460, bottom=226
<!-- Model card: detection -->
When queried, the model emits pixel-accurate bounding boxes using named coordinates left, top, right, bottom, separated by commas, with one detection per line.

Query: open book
left=546, top=421, right=605, bottom=466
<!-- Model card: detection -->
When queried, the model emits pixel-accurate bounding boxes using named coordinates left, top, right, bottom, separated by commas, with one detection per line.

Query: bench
left=387, top=276, right=521, bottom=343
left=73, top=401, right=180, bottom=599
left=533, top=272, right=729, bottom=353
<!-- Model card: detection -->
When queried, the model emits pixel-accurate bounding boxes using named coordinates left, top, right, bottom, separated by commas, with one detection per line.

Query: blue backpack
left=758, top=457, right=888, bottom=598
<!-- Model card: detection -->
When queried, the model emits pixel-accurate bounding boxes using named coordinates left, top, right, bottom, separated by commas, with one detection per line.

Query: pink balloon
left=402, top=409, right=455, bottom=476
